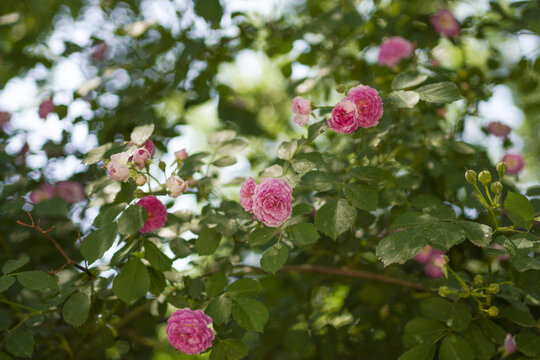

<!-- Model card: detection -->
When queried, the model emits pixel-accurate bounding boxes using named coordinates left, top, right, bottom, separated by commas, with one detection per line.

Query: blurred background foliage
left=1, top=0, right=540, bottom=359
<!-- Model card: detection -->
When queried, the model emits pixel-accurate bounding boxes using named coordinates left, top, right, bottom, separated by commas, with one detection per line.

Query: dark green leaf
left=516, top=333, right=540, bottom=357
left=232, top=298, right=269, bottom=332
left=5, top=330, right=34, bottom=358
left=398, top=343, right=436, bottom=360
left=505, top=192, right=534, bottom=230
left=248, top=227, right=277, bottom=247
left=425, top=222, right=466, bottom=250
left=210, top=339, right=248, bottom=360
left=117, top=205, right=147, bottom=235
left=226, top=278, right=263, bottom=299
left=439, top=334, right=474, bottom=360
left=0, top=276, right=15, bottom=293
left=112, top=258, right=150, bottom=303
left=446, top=302, right=472, bottom=331
left=206, top=295, right=232, bottom=325
left=195, top=228, right=222, bottom=255
left=291, top=203, right=314, bottom=217
left=420, top=297, right=451, bottom=322
left=206, top=272, right=228, bottom=298
left=502, top=306, right=535, bottom=327
left=63, top=292, right=90, bottom=327
left=459, top=221, right=492, bottom=247
left=376, top=228, right=427, bottom=267
left=260, top=243, right=288, bottom=274
left=301, top=171, right=334, bottom=192
left=2, top=256, right=29, bottom=274
left=343, top=183, right=378, bottom=211
left=17, top=271, right=58, bottom=290
left=80, top=223, right=118, bottom=264
left=315, top=199, right=356, bottom=239
left=403, top=318, right=446, bottom=348
left=194, top=0, right=224, bottom=27
left=148, top=267, right=166, bottom=296
left=479, top=318, right=506, bottom=345
left=144, top=240, right=172, bottom=272
left=463, top=325, right=496, bottom=360
left=286, top=223, right=320, bottom=246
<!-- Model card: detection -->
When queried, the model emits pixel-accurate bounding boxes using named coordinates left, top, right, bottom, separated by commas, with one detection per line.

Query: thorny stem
left=16, top=212, right=94, bottom=279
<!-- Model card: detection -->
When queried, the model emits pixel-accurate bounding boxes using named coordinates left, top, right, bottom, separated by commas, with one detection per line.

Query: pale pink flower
left=414, top=245, right=434, bottom=264
left=92, top=42, right=108, bottom=63
left=0, top=112, right=10, bottom=131
left=431, top=9, right=460, bottom=37
left=166, top=176, right=187, bottom=198
left=346, top=85, right=384, bottom=128
left=378, top=37, right=413, bottom=67
left=166, top=308, right=214, bottom=355
left=56, top=181, right=85, bottom=203
left=38, top=98, right=54, bottom=119
left=502, top=153, right=524, bottom=175
left=135, top=175, right=147, bottom=186
left=132, top=148, right=151, bottom=169
left=175, top=149, right=188, bottom=161
left=30, top=184, right=56, bottom=203
left=294, top=114, right=310, bottom=127
left=107, top=162, right=130, bottom=182
left=504, top=334, right=516, bottom=354
left=252, top=178, right=292, bottom=227
left=328, top=99, right=360, bottom=134
left=143, top=139, right=155, bottom=157
left=291, top=96, right=311, bottom=115
left=240, top=177, right=258, bottom=213
left=488, top=121, right=511, bottom=138
left=137, top=196, right=167, bottom=233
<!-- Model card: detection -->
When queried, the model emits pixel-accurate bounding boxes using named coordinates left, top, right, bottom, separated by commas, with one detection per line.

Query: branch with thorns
left=16, top=212, right=93, bottom=279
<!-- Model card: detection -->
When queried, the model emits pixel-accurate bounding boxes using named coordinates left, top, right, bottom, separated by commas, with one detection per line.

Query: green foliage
left=112, top=258, right=150, bottom=303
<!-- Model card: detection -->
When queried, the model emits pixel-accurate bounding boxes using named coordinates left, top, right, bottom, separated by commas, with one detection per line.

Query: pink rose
left=137, top=196, right=167, bottom=233
left=143, top=139, right=155, bottom=157
left=252, top=178, right=292, bottom=227
left=328, top=99, right=359, bottom=134
left=38, top=98, right=54, bottom=119
left=56, top=181, right=85, bottom=203
left=107, top=162, right=130, bottom=182
left=132, top=148, right=151, bottom=169
left=294, top=114, right=310, bottom=127
left=415, top=246, right=445, bottom=279
left=487, top=121, right=511, bottom=138
left=166, top=176, right=187, bottom=198
left=502, top=153, right=524, bottom=175
left=240, top=177, right=258, bottom=212
left=431, top=8, right=460, bottom=37
left=0, top=111, right=10, bottom=131
left=92, top=42, right=108, bottom=63
left=291, top=96, right=311, bottom=115
left=166, top=308, right=214, bottom=355
left=175, top=149, right=188, bottom=161
left=504, top=334, right=516, bottom=354
left=347, top=85, right=383, bottom=128
left=30, top=184, right=56, bottom=203
left=378, top=36, right=413, bottom=67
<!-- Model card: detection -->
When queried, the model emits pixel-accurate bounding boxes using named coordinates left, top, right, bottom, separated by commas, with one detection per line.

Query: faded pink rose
left=488, top=121, right=511, bottom=138
left=328, top=99, right=359, bottom=134
left=166, top=308, right=214, bottom=355
left=38, top=98, right=54, bottom=119
left=252, top=178, right=292, bottom=227
left=132, top=148, right=151, bottom=168
left=143, top=139, right=155, bottom=157
left=346, top=85, right=384, bottom=128
left=502, top=153, right=524, bottom=175
left=378, top=37, right=413, bottom=67
left=30, top=184, right=56, bottom=203
left=0, top=112, right=10, bottom=131
left=175, top=149, right=188, bottom=161
left=137, top=196, right=167, bottom=233
left=291, top=96, right=312, bottom=127
left=415, top=246, right=445, bottom=279
left=431, top=8, right=460, bottom=37
left=166, top=175, right=187, bottom=198
left=56, top=181, right=85, bottom=203
left=240, top=177, right=258, bottom=213
left=504, top=334, right=516, bottom=354
left=107, top=162, right=130, bottom=182
left=92, top=42, right=108, bottom=63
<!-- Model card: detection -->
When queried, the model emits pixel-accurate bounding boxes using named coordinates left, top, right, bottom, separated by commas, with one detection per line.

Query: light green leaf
left=301, top=171, right=334, bottom=192
left=0, top=276, right=15, bottom=293
left=343, top=183, right=378, bottom=212
left=260, top=243, right=289, bottom=274
left=80, top=223, right=118, bottom=264
left=63, top=292, right=90, bottom=327
left=206, top=295, right=232, bottom=325
left=392, top=70, right=429, bottom=90
left=277, top=140, right=298, bottom=161
left=376, top=228, right=426, bottom=267
left=213, top=156, right=237, bottom=167
left=112, top=258, right=150, bottom=303
left=425, top=222, right=466, bottom=250
left=195, top=228, right=222, bottom=256
left=315, top=199, right=356, bottom=239
left=226, top=278, right=263, bottom=299
left=220, top=138, right=248, bottom=154
left=2, top=256, right=29, bottom=274
left=117, top=205, right=147, bottom=235
left=249, top=227, right=277, bottom=247
left=232, top=298, right=269, bottom=332
left=416, top=82, right=463, bottom=103
left=306, top=120, right=328, bottom=143
left=388, top=90, right=420, bottom=108
left=17, top=271, right=58, bottom=290
left=5, top=330, right=34, bottom=358
left=144, top=240, right=172, bottom=272
left=439, top=334, right=474, bottom=360
left=130, top=124, right=154, bottom=144
left=286, top=223, right=320, bottom=246
left=505, top=192, right=534, bottom=230
left=208, top=130, right=236, bottom=145
left=82, top=143, right=113, bottom=165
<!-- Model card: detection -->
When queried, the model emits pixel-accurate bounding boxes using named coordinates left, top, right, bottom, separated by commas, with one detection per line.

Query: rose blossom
left=166, top=308, right=214, bottom=355
left=328, top=99, right=359, bottom=134
left=502, top=153, right=524, bottom=175
left=56, top=181, right=85, bottom=203
left=30, top=184, right=56, bottom=203
left=251, top=178, right=292, bottom=227
left=132, top=148, right=151, bottom=168
left=291, top=96, right=312, bottom=126
left=504, top=334, right=516, bottom=354
left=143, top=139, right=155, bottom=157
left=431, top=8, right=460, bottom=37
left=175, top=149, right=188, bottom=161
left=137, top=196, right=167, bottom=233
left=347, top=85, right=384, bottom=128
left=487, top=121, right=511, bottom=138
left=414, top=246, right=445, bottom=279
left=240, top=177, right=258, bottom=212
left=378, top=36, right=413, bottom=67
left=107, top=152, right=131, bottom=182
left=166, top=176, right=187, bottom=198
left=38, top=98, right=54, bottom=119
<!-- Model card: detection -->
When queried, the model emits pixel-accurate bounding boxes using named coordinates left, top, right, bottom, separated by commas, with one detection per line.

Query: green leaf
left=439, top=334, right=474, bottom=360
left=144, top=240, right=172, bottom=272
left=425, top=222, right=466, bottom=250
left=0, top=352, right=13, bottom=360
left=82, top=143, right=113, bottom=165
left=343, top=183, right=378, bottom=211
left=232, top=298, right=269, bottom=332
left=208, top=130, right=236, bottom=145
left=194, top=0, right=223, bottom=27
left=213, top=156, right=237, bottom=167
left=392, top=70, right=429, bottom=90
left=479, top=318, right=506, bottom=345
left=306, top=120, right=328, bottom=142
left=17, top=271, right=58, bottom=290
left=277, top=140, right=298, bottom=161
left=226, top=278, right=263, bottom=299
left=0, top=276, right=15, bottom=293
left=446, top=302, right=472, bottom=331
left=2, top=256, right=29, bottom=274
left=398, top=343, right=436, bottom=360
left=206, top=295, right=232, bottom=325
left=315, top=199, right=356, bottom=239
left=33, top=197, right=68, bottom=217
left=505, top=192, right=534, bottom=230
left=80, top=223, right=118, bottom=264
left=516, top=333, right=540, bottom=357
left=248, top=227, right=277, bottom=247
left=388, top=90, right=420, bottom=108
left=112, top=258, right=150, bottom=303
left=502, top=306, right=535, bottom=327
left=376, top=228, right=426, bottom=267
left=195, top=228, right=222, bottom=255
left=130, top=124, right=154, bottom=144
left=210, top=339, right=248, bottom=360
left=219, top=138, right=248, bottom=154
left=148, top=267, right=166, bottom=296
left=117, top=205, right=147, bottom=235
left=206, top=272, right=228, bottom=298
left=463, top=325, right=496, bottom=360
left=286, top=223, right=320, bottom=246
left=459, top=221, right=492, bottom=247
left=301, top=171, right=334, bottom=192
left=420, top=297, right=451, bottom=322
left=291, top=203, right=314, bottom=217
left=63, top=292, right=90, bottom=327
left=5, top=330, right=34, bottom=358
left=403, top=318, right=446, bottom=348
left=260, top=243, right=289, bottom=274
left=416, top=82, right=463, bottom=103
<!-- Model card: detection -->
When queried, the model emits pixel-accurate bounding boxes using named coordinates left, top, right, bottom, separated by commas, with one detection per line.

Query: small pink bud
left=502, top=153, right=524, bottom=175
left=132, top=148, right=151, bottom=169
left=136, top=175, right=147, bottom=186
left=175, top=149, right=188, bottom=161
left=504, top=334, right=516, bottom=354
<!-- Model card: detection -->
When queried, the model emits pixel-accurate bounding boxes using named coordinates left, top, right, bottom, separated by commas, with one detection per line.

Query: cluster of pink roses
left=240, top=177, right=293, bottom=227
left=107, top=139, right=156, bottom=182
left=485, top=121, right=525, bottom=175
left=30, top=181, right=85, bottom=204
left=166, top=308, right=214, bottom=355
left=414, top=245, right=446, bottom=279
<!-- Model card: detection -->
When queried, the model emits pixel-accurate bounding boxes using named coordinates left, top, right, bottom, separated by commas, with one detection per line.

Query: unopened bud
left=496, top=161, right=507, bottom=177
left=487, top=283, right=500, bottom=294
left=487, top=306, right=499, bottom=317
left=336, top=85, right=347, bottom=94
left=465, top=170, right=477, bottom=184
left=136, top=175, right=147, bottom=186
left=175, top=149, right=188, bottom=161
left=134, top=189, right=145, bottom=198
left=474, top=275, right=484, bottom=285
left=438, top=286, right=451, bottom=297
left=490, top=182, right=503, bottom=194
left=478, top=170, right=492, bottom=186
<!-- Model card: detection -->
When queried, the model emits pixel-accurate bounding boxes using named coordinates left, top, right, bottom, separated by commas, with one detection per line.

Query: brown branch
left=17, top=212, right=93, bottom=279
left=233, top=264, right=431, bottom=292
